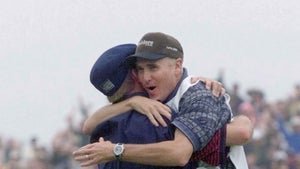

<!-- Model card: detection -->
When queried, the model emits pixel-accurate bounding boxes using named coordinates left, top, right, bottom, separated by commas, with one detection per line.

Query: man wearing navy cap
left=84, top=43, right=179, bottom=169
left=74, top=40, right=252, bottom=169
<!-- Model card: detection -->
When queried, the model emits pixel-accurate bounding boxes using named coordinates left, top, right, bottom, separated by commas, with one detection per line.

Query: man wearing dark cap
left=125, top=32, right=248, bottom=169
left=74, top=38, right=252, bottom=169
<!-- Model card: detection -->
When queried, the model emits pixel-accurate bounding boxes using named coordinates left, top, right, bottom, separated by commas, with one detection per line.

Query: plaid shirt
left=165, top=70, right=233, bottom=168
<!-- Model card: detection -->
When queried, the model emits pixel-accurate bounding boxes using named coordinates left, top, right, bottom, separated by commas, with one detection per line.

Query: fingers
left=147, top=114, right=160, bottom=127
left=79, top=154, right=97, bottom=167
left=205, top=80, right=212, bottom=90
left=73, top=153, right=89, bottom=162
left=212, top=82, right=222, bottom=97
left=221, top=87, right=226, bottom=96
left=159, top=106, right=172, bottom=120
left=73, top=146, right=99, bottom=167
left=192, top=77, right=205, bottom=84
left=73, top=150, right=93, bottom=164
left=151, top=105, right=171, bottom=127
left=78, top=143, right=94, bottom=150
left=190, top=77, right=225, bottom=97
left=73, top=138, right=113, bottom=167
left=73, top=144, right=95, bottom=158
left=80, top=160, right=94, bottom=167
left=73, top=153, right=96, bottom=167
left=73, top=150, right=88, bottom=159
left=99, top=137, right=104, bottom=142
left=146, top=108, right=168, bottom=127
left=152, top=113, right=167, bottom=127
left=190, top=76, right=214, bottom=91
left=129, top=96, right=172, bottom=126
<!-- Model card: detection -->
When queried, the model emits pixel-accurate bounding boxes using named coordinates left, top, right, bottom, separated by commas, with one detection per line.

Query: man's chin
left=149, top=95, right=159, bottom=101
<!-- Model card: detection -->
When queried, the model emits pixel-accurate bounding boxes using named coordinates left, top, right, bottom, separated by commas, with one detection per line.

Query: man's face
left=135, top=57, right=182, bottom=101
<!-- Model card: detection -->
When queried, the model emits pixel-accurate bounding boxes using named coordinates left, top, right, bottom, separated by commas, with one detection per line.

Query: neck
left=128, top=80, right=144, bottom=94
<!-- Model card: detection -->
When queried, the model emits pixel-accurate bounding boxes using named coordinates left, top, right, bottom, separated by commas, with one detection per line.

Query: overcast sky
left=1, top=0, right=299, bottom=146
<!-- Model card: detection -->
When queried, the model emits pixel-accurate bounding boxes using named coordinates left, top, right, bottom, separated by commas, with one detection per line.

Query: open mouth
left=148, top=86, right=156, bottom=91
left=146, top=86, right=158, bottom=99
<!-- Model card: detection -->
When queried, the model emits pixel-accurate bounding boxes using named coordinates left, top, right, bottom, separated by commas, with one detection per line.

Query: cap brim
left=126, top=52, right=165, bottom=67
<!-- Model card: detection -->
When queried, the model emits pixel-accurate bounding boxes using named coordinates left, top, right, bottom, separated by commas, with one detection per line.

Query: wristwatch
left=113, top=143, right=124, bottom=160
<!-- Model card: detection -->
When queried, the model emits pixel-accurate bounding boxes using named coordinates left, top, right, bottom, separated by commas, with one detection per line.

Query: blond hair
left=107, top=73, right=134, bottom=103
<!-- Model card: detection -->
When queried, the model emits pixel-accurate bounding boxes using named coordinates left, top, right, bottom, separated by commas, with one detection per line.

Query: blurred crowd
left=1, top=80, right=300, bottom=169
left=0, top=100, right=95, bottom=169
left=229, top=83, right=300, bottom=169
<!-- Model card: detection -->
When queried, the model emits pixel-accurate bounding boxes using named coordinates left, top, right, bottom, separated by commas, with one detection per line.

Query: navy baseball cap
left=126, top=32, right=183, bottom=65
left=90, top=44, right=137, bottom=96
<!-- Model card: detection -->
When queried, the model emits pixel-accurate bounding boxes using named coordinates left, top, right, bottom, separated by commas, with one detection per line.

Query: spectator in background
left=72, top=97, right=91, bottom=147
left=247, top=89, right=266, bottom=114
left=0, top=136, right=4, bottom=168
left=24, top=137, right=48, bottom=169
left=51, top=111, right=94, bottom=169
left=229, top=83, right=244, bottom=116
left=4, top=138, right=22, bottom=169
left=288, top=84, right=300, bottom=119
left=51, top=115, right=80, bottom=169
left=238, top=102, right=256, bottom=126
left=277, top=114, right=300, bottom=155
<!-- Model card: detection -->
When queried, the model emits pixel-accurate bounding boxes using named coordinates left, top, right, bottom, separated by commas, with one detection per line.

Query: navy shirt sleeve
left=172, top=82, right=231, bottom=152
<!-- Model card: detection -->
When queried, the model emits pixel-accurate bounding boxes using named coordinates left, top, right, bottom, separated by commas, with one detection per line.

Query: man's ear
left=175, top=58, right=183, bottom=68
left=130, top=69, right=138, bottom=81
left=175, top=58, right=183, bottom=75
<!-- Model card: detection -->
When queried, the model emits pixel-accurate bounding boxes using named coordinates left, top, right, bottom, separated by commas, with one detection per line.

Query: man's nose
left=142, top=70, right=152, bottom=82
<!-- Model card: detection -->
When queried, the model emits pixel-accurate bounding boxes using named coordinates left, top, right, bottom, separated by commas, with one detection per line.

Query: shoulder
left=179, top=81, right=229, bottom=110
left=182, top=81, right=215, bottom=100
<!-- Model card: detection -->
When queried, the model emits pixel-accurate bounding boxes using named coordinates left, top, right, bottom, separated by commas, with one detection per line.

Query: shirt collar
left=162, top=68, right=188, bottom=104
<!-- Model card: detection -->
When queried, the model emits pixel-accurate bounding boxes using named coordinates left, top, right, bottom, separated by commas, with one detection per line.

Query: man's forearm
left=83, top=96, right=172, bottom=135
left=226, top=115, right=253, bottom=146
left=73, top=130, right=193, bottom=167
left=122, top=141, right=180, bottom=166
left=122, top=129, right=193, bottom=166
left=82, top=100, right=132, bottom=135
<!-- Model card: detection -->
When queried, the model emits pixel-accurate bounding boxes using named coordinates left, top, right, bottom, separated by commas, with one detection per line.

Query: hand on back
left=191, top=77, right=225, bottom=97
left=128, top=96, right=172, bottom=127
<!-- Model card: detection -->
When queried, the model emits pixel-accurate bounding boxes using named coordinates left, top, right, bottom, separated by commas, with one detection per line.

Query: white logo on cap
left=139, top=40, right=153, bottom=47
left=100, top=79, right=115, bottom=93
left=166, top=46, right=178, bottom=52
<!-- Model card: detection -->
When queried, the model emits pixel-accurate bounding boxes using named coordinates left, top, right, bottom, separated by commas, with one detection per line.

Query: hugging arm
left=84, top=98, right=253, bottom=145
left=226, top=114, right=253, bottom=145
left=82, top=96, right=171, bottom=135
left=73, top=129, right=193, bottom=167
left=83, top=78, right=224, bottom=135
left=191, top=77, right=225, bottom=97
